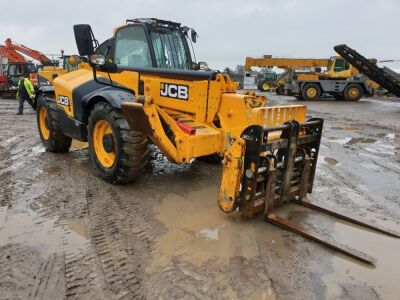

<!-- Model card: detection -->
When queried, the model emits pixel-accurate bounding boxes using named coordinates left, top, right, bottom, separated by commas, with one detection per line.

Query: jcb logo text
left=160, top=83, right=189, bottom=100
left=58, top=96, right=69, bottom=106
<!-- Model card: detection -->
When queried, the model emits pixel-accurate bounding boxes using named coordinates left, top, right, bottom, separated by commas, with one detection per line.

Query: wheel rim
left=349, top=87, right=359, bottom=98
left=262, top=82, right=269, bottom=91
left=39, top=106, right=50, bottom=140
left=93, top=120, right=116, bottom=168
left=306, top=87, right=317, bottom=98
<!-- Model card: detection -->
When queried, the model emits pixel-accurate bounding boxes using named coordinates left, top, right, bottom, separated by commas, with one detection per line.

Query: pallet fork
left=220, top=119, right=399, bottom=265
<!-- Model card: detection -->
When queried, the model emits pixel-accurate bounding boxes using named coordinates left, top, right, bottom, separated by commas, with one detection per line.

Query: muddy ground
left=0, top=94, right=399, bottom=300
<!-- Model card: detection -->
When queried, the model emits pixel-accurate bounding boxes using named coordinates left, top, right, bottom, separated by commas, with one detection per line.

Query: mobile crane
left=36, top=19, right=399, bottom=265
left=244, top=56, right=330, bottom=92
left=245, top=55, right=373, bottom=101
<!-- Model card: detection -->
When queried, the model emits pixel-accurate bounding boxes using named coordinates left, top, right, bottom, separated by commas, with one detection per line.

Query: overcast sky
left=1, top=0, right=399, bottom=70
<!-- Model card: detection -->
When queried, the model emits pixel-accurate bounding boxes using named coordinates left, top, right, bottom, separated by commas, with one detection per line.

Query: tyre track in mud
left=84, top=175, right=156, bottom=299
left=0, top=241, right=65, bottom=299
left=0, top=108, right=66, bottom=299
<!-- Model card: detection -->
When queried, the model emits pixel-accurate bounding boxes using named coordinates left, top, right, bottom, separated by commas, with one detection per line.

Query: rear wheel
left=36, top=97, right=71, bottom=152
left=88, top=102, right=148, bottom=183
left=302, top=83, right=321, bottom=101
left=344, top=84, right=362, bottom=101
left=259, top=80, right=270, bottom=92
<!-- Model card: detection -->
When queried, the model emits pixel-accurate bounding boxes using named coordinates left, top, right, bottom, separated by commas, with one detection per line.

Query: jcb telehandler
left=36, top=18, right=399, bottom=265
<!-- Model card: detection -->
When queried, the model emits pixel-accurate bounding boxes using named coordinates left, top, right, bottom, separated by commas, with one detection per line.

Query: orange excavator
left=4, top=38, right=64, bottom=88
left=0, top=45, right=37, bottom=98
left=1, top=39, right=70, bottom=100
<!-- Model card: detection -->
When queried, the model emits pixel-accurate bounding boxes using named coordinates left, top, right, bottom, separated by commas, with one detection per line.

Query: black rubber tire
left=302, top=83, right=321, bottom=101
left=258, top=80, right=269, bottom=92
left=33, top=92, right=42, bottom=111
left=197, top=154, right=223, bottom=164
left=344, top=84, right=362, bottom=101
left=332, top=93, right=345, bottom=100
left=88, top=102, right=149, bottom=184
left=276, top=86, right=284, bottom=95
left=36, top=97, right=72, bottom=152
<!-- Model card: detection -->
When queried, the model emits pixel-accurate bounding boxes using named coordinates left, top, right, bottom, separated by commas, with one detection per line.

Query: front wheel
left=88, top=102, right=149, bottom=184
left=344, top=84, right=362, bottom=101
left=36, top=97, right=71, bottom=152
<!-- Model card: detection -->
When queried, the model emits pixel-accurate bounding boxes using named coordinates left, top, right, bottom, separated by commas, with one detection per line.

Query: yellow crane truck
left=245, top=55, right=373, bottom=101
left=36, top=18, right=399, bottom=265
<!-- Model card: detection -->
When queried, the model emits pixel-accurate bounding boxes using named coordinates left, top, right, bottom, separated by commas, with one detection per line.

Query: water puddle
left=70, top=140, right=88, bottom=151
left=365, top=142, right=396, bottom=156
left=30, top=145, right=46, bottom=155
left=331, top=126, right=363, bottom=131
left=151, top=186, right=287, bottom=268
left=43, top=165, right=61, bottom=174
left=386, top=133, right=396, bottom=140
left=151, top=186, right=278, bottom=298
left=197, top=224, right=225, bottom=241
left=327, top=135, right=396, bottom=156
left=327, top=137, right=352, bottom=145
left=321, top=219, right=400, bottom=299
left=0, top=205, right=88, bottom=256
left=324, top=157, right=339, bottom=166
left=346, top=137, right=377, bottom=145
left=68, top=218, right=89, bottom=239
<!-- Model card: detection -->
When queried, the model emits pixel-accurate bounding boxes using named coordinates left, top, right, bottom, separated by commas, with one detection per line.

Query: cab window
left=150, top=29, right=191, bottom=70
left=95, top=38, right=115, bottom=63
left=114, top=26, right=152, bottom=68
left=333, top=59, right=350, bottom=72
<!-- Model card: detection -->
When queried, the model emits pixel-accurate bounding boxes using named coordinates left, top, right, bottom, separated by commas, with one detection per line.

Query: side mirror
left=90, top=54, right=118, bottom=73
left=197, top=61, right=209, bottom=71
left=190, top=29, right=198, bottom=43
left=90, top=54, right=105, bottom=66
left=73, top=24, right=97, bottom=56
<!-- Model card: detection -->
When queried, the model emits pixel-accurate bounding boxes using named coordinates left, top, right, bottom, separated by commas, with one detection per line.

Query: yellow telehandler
left=36, top=18, right=399, bottom=265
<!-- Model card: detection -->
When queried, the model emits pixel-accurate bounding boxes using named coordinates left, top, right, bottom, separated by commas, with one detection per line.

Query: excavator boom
left=5, top=38, right=55, bottom=66
left=0, top=45, right=26, bottom=62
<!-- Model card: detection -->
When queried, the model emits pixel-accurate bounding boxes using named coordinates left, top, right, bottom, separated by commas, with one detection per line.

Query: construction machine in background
left=33, top=52, right=83, bottom=109
left=0, top=45, right=37, bottom=98
left=36, top=18, right=399, bottom=265
left=4, top=38, right=82, bottom=107
left=335, top=44, right=400, bottom=98
left=244, top=56, right=330, bottom=93
left=245, top=54, right=375, bottom=101
left=4, top=38, right=67, bottom=90
left=292, top=55, right=374, bottom=101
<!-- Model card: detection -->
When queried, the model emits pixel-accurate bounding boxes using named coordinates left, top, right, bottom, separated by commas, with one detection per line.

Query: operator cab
left=94, top=18, right=199, bottom=71
left=7, top=62, right=36, bottom=86
left=327, top=56, right=350, bottom=73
